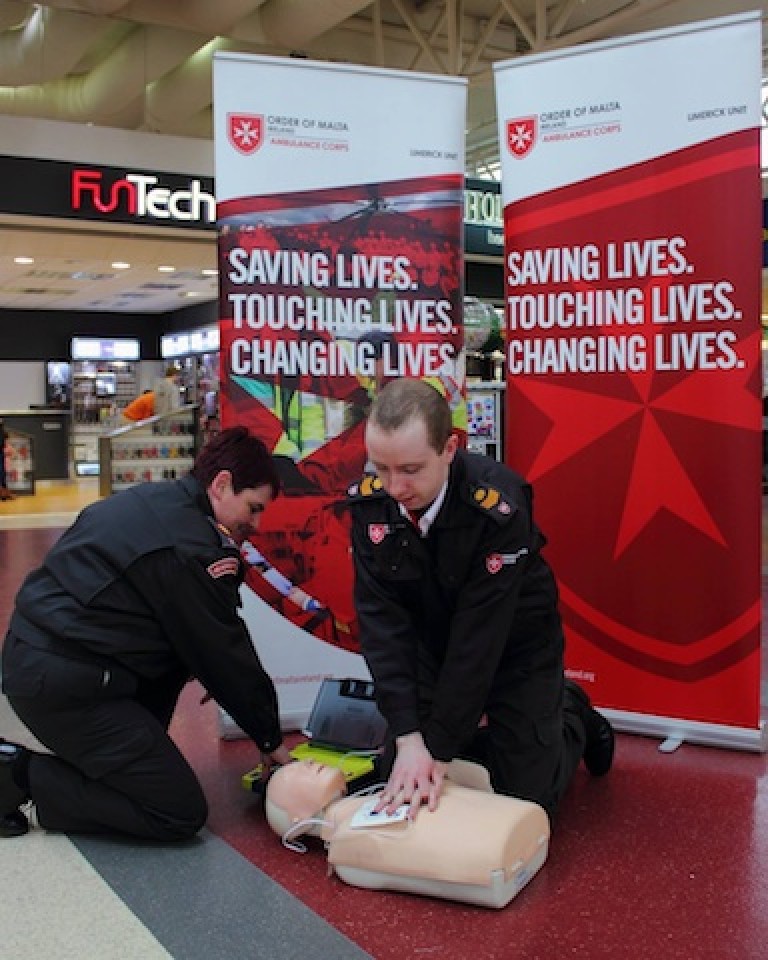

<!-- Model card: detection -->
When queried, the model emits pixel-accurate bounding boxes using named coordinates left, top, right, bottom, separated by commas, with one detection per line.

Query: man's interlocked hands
left=374, top=731, right=447, bottom=819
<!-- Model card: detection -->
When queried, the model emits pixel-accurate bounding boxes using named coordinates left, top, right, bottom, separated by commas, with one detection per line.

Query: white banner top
left=493, top=11, right=761, bottom=204
left=213, top=53, right=467, bottom=201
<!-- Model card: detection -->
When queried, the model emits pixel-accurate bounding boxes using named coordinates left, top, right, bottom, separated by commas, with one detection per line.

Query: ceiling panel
left=0, top=221, right=218, bottom=312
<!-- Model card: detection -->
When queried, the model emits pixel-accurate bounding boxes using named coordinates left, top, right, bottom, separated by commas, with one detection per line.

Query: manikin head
left=265, top=761, right=348, bottom=839
left=365, top=379, right=458, bottom=512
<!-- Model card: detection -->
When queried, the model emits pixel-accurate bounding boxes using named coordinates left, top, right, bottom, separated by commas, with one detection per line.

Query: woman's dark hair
left=192, top=426, right=280, bottom=496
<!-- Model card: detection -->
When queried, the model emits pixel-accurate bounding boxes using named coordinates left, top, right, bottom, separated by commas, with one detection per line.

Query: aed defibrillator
left=242, top=678, right=387, bottom=791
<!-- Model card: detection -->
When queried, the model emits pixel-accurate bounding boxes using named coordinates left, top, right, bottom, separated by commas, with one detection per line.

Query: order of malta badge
left=506, top=117, right=537, bottom=159
left=486, top=553, right=503, bottom=575
left=368, top=524, right=389, bottom=544
left=228, top=113, right=264, bottom=155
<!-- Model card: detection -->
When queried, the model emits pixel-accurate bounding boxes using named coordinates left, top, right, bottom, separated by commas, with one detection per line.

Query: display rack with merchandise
left=71, top=361, right=139, bottom=424
left=464, top=297, right=505, bottom=461
left=4, top=430, right=35, bottom=495
left=161, top=326, right=220, bottom=418
left=98, top=405, right=199, bottom=496
left=70, top=337, right=142, bottom=475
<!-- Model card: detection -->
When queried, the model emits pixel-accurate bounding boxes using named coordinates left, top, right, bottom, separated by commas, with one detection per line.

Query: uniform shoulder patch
left=468, top=484, right=514, bottom=520
left=347, top=474, right=387, bottom=500
left=207, top=556, right=241, bottom=579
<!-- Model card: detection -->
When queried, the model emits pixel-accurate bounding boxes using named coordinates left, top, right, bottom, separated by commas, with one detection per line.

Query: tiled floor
left=1, top=484, right=767, bottom=959
left=0, top=477, right=100, bottom=529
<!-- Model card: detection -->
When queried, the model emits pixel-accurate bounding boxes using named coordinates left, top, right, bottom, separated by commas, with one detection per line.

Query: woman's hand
left=260, top=743, right=292, bottom=778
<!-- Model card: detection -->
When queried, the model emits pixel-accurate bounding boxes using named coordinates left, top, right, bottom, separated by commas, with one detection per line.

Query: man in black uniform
left=0, top=427, right=292, bottom=840
left=347, top=379, right=614, bottom=821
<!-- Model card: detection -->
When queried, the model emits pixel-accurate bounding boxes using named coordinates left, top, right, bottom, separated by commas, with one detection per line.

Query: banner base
left=602, top=708, right=767, bottom=754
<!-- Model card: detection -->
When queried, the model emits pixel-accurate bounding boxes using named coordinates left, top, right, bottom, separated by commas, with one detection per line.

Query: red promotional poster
left=217, top=176, right=465, bottom=653
left=494, top=14, right=763, bottom=745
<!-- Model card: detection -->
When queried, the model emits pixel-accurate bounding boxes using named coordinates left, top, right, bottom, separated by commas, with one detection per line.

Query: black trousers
left=379, top=641, right=587, bottom=821
left=462, top=656, right=587, bottom=819
left=2, top=632, right=208, bottom=841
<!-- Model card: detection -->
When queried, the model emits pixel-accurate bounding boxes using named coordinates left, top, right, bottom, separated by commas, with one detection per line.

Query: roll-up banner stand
left=213, top=53, right=467, bottom=732
left=493, top=12, right=764, bottom=752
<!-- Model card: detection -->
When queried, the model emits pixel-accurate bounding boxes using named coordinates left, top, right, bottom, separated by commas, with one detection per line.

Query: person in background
left=153, top=364, right=183, bottom=417
left=0, top=426, right=292, bottom=840
left=121, top=366, right=182, bottom=423
left=346, top=378, right=614, bottom=822
left=0, top=418, right=14, bottom=501
left=120, top=388, right=155, bottom=423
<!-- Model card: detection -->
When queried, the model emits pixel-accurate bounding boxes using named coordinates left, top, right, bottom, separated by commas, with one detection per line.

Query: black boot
left=565, top=681, right=615, bottom=777
left=0, top=739, right=30, bottom=837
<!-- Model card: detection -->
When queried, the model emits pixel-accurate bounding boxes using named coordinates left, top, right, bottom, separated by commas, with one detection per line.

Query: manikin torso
left=265, top=759, right=550, bottom=908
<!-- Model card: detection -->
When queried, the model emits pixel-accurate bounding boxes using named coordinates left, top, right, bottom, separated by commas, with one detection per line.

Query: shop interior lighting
left=158, top=265, right=176, bottom=272
left=14, top=256, right=34, bottom=265
left=111, top=261, right=131, bottom=269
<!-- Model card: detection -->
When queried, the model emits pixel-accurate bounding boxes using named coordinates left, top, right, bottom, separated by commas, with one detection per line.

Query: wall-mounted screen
left=71, top=337, right=140, bottom=361
left=94, top=374, right=117, bottom=397
left=162, top=325, right=219, bottom=358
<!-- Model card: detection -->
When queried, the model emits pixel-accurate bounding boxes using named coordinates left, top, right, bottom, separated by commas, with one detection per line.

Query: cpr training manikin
left=265, top=758, right=550, bottom=909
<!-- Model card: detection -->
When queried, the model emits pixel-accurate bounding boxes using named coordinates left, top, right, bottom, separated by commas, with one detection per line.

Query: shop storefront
left=0, top=123, right=215, bottom=480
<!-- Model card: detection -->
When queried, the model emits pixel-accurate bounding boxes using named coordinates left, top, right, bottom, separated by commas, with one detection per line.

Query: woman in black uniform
left=1, top=427, right=291, bottom=839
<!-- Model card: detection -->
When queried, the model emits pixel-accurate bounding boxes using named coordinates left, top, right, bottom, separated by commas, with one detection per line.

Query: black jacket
left=7, top=474, right=282, bottom=752
left=347, top=450, right=563, bottom=762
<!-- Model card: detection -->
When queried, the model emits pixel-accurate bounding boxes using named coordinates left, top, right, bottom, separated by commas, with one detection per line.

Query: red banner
left=494, top=14, right=763, bottom=743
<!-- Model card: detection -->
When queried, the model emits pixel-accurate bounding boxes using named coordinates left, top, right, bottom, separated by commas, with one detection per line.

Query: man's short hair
left=368, top=379, right=452, bottom=452
left=192, top=426, right=280, bottom=496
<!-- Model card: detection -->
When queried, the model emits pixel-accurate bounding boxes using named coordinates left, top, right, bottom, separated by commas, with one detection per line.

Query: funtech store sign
left=0, top=154, right=216, bottom=230
left=71, top=168, right=215, bottom=225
